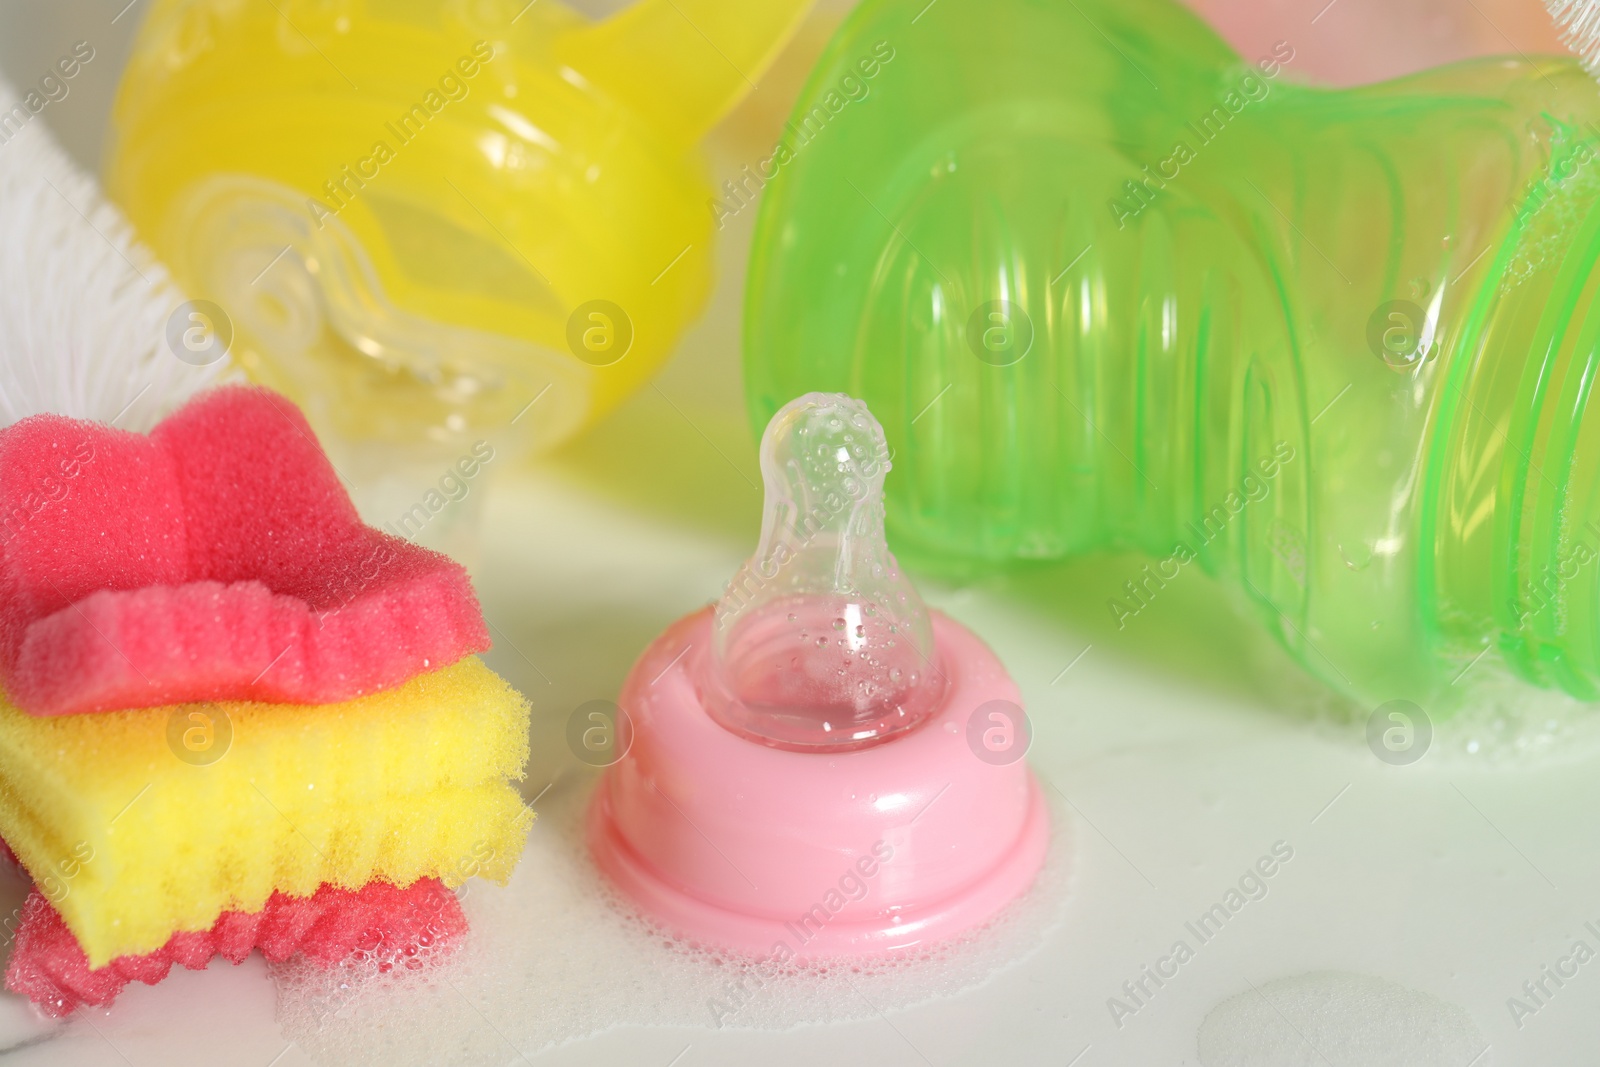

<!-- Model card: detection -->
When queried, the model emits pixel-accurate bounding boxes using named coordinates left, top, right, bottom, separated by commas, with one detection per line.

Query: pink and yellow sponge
left=0, top=656, right=529, bottom=966
left=0, top=387, right=531, bottom=1009
left=8, top=877, right=467, bottom=1018
left=0, top=386, right=489, bottom=716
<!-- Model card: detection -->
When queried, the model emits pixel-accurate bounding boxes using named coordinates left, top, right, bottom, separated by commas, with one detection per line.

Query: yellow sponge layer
left=0, top=657, right=531, bottom=966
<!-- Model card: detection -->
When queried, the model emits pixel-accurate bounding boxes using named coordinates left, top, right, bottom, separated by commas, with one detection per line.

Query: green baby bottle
left=743, top=0, right=1600, bottom=715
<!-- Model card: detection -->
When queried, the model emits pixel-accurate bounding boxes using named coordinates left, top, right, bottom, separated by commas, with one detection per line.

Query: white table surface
left=2, top=1, right=1598, bottom=1063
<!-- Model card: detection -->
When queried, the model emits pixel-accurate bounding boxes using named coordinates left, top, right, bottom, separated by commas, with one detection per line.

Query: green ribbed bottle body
left=745, top=0, right=1600, bottom=709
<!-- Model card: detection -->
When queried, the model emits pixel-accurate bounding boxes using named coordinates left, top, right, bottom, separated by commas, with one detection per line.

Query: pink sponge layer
left=0, top=386, right=489, bottom=715
left=6, top=877, right=466, bottom=1017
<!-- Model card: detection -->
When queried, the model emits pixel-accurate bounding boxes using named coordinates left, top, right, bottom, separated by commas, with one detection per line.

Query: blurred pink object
left=1183, top=0, right=1566, bottom=85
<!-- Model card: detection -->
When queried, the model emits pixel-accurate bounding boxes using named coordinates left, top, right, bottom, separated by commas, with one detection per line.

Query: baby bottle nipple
left=706, top=393, right=946, bottom=751
left=589, top=390, right=1049, bottom=956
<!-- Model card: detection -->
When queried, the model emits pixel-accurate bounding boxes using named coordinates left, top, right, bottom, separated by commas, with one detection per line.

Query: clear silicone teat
left=705, top=393, right=946, bottom=751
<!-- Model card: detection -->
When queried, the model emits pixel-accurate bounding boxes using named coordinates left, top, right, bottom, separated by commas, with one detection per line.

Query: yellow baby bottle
left=105, top=0, right=808, bottom=465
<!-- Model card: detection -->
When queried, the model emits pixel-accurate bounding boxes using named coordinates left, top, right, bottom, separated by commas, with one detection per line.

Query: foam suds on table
left=1243, top=633, right=1600, bottom=766
left=271, top=776, right=1071, bottom=1065
left=1197, top=971, right=1489, bottom=1067
left=1429, top=654, right=1600, bottom=765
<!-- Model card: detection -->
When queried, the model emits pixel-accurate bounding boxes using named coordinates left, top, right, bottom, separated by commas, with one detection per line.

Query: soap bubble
left=1198, top=971, right=1488, bottom=1066
left=271, top=779, right=1072, bottom=1065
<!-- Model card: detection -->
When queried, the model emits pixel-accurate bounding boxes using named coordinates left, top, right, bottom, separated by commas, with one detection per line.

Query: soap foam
left=1243, top=629, right=1600, bottom=766
left=1429, top=651, right=1600, bottom=765
left=272, top=776, right=1070, bottom=1065
left=1197, top=971, right=1489, bottom=1067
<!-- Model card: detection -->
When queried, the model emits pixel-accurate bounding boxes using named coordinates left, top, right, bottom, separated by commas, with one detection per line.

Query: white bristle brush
left=1549, top=0, right=1600, bottom=74
left=0, top=73, right=228, bottom=433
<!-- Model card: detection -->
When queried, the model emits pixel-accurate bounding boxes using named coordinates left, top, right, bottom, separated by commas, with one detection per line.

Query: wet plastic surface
left=3, top=2, right=1599, bottom=1064
left=103, top=0, right=808, bottom=466
left=745, top=0, right=1600, bottom=715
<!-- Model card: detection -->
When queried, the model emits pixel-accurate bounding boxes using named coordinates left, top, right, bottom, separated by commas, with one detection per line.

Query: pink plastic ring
left=588, top=607, right=1052, bottom=959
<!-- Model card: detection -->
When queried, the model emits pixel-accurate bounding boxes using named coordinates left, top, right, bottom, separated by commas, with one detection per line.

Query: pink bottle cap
left=588, top=394, right=1050, bottom=958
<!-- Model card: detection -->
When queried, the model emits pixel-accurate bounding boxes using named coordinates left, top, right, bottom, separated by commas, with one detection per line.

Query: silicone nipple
left=590, top=393, right=1048, bottom=955
left=706, top=394, right=945, bottom=751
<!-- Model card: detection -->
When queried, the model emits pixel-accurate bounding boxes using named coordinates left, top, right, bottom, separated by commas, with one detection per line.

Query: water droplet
left=1339, top=542, right=1373, bottom=571
left=833, top=618, right=847, bottom=631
